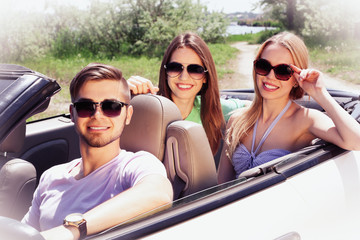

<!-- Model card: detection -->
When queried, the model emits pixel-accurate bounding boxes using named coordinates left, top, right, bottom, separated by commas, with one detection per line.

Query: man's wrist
left=63, top=213, right=87, bottom=239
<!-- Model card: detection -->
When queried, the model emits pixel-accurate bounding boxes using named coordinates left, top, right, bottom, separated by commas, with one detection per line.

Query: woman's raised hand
left=290, top=65, right=326, bottom=97
left=127, top=76, right=159, bottom=95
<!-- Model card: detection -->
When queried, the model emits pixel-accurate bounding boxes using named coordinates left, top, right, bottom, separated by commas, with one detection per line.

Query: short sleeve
left=121, top=151, right=167, bottom=188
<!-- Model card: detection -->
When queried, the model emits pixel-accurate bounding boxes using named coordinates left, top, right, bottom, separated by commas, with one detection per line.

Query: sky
left=3, top=0, right=360, bottom=14
left=0, top=0, right=261, bottom=14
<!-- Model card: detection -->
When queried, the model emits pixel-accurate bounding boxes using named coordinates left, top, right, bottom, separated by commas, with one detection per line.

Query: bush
left=1, top=0, right=229, bottom=62
left=254, top=29, right=282, bottom=44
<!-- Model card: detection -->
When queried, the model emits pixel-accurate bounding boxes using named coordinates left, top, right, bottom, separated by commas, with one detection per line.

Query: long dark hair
left=158, top=32, right=224, bottom=154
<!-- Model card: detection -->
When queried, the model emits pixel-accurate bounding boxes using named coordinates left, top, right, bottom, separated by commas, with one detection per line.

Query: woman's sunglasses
left=254, top=58, right=294, bottom=81
left=73, top=99, right=128, bottom=118
left=164, top=62, right=208, bottom=80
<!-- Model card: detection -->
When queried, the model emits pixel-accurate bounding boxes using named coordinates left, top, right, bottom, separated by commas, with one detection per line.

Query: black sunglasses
left=254, top=58, right=294, bottom=81
left=164, top=62, right=208, bottom=80
left=73, top=99, right=128, bottom=118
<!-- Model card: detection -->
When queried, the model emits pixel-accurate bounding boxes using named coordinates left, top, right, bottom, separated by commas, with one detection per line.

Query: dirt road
left=220, top=42, right=360, bottom=95
left=219, top=42, right=258, bottom=89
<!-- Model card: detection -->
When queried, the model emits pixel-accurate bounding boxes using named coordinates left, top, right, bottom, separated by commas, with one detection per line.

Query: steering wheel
left=0, top=216, right=45, bottom=240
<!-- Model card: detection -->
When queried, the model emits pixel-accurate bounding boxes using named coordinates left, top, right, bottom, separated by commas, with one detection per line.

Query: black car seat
left=0, top=121, right=37, bottom=220
left=120, top=95, right=218, bottom=200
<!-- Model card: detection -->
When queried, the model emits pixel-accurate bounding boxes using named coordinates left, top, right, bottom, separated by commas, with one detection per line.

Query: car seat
left=0, top=121, right=37, bottom=220
left=120, top=95, right=218, bottom=200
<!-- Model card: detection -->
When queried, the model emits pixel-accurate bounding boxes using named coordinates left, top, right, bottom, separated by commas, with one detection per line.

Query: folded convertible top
left=0, top=64, right=61, bottom=143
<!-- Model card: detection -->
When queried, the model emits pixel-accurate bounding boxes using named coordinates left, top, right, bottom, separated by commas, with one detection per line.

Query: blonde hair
left=226, top=32, right=309, bottom=158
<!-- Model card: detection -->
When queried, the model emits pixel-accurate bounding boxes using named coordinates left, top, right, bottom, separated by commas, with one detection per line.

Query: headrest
left=0, top=121, right=25, bottom=154
left=120, top=95, right=182, bottom=161
left=164, top=120, right=217, bottom=198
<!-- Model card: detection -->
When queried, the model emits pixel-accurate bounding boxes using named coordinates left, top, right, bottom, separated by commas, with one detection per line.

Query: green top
left=185, top=95, right=246, bottom=124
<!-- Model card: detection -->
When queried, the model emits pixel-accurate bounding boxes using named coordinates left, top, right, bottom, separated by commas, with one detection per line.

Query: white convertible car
left=0, top=64, right=359, bottom=240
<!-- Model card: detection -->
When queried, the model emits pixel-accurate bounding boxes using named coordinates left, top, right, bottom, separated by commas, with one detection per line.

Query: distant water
left=226, top=25, right=276, bottom=35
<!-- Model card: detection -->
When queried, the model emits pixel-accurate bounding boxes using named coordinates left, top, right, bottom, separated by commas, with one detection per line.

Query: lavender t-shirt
left=22, top=150, right=166, bottom=231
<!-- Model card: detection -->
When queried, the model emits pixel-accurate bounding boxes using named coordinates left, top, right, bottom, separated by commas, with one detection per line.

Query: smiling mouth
left=88, top=126, right=109, bottom=131
left=177, top=84, right=193, bottom=90
left=263, top=82, right=279, bottom=90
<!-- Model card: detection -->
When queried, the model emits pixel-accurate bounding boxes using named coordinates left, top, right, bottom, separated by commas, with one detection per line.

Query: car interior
left=0, top=64, right=60, bottom=221
left=0, top=64, right=218, bottom=223
left=120, top=94, right=218, bottom=200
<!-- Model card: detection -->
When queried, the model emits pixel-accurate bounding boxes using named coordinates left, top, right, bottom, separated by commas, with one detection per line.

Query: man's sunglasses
left=164, top=62, right=208, bottom=80
left=73, top=100, right=128, bottom=118
left=254, top=58, right=294, bottom=81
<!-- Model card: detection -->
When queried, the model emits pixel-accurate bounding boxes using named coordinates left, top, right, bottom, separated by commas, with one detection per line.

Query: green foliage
left=253, top=29, right=282, bottom=44
left=237, top=20, right=281, bottom=28
left=0, top=0, right=229, bottom=62
left=259, top=0, right=304, bottom=33
left=52, top=28, right=80, bottom=59
left=200, top=12, right=229, bottom=43
left=226, top=29, right=281, bottom=45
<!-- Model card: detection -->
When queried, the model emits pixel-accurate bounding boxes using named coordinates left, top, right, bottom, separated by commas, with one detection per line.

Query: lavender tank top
left=232, top=100, right=292, bottom=177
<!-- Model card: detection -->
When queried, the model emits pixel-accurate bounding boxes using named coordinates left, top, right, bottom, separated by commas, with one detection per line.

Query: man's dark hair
left=70, top=63, right=130, bottom=103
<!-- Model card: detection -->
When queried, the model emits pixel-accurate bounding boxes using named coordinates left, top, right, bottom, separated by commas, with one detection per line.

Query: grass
left=226, top=29, right=281, bottom=44
left=208, top=43, right=239, bottom=78
left=309, top=43, right=360, bottom=84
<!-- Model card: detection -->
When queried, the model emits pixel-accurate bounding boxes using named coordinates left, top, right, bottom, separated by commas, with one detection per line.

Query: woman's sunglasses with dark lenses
left=164, top=62, right=208, bottom=80
left=73, top=100, right=128, bottom=118
left=254, top=58, right=294, bottom=81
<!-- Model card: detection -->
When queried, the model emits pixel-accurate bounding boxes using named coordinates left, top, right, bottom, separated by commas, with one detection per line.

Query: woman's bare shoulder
left=228, top=107, right=249, bottom=126
left=292, top=103, right=326, bottom=126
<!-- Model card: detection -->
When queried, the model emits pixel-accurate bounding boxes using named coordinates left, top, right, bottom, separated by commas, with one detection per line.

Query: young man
left=22, top=63, right=173, bottom=240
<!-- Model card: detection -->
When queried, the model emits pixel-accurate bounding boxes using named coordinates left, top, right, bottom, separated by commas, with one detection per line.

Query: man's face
left=70, top=79, right=132, bottom=148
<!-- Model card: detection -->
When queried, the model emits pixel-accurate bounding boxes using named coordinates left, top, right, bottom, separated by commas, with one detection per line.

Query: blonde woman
left=218, top=32, right=360, bottom=183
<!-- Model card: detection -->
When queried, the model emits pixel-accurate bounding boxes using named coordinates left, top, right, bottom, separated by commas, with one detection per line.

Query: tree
left=258, top=0, right=307, bottom=34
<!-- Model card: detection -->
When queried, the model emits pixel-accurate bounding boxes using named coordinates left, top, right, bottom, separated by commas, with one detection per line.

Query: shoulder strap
left=251, top=100, right=292, bottom=156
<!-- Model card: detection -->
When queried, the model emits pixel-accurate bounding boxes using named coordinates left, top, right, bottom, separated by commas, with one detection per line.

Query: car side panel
left=17, top=116, right=80, bottom=182
left=142, top=151, right=360, bottom=239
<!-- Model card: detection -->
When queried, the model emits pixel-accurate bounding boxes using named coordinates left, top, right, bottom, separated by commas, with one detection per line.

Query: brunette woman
left=128, top=32, right=247, bottom=155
